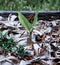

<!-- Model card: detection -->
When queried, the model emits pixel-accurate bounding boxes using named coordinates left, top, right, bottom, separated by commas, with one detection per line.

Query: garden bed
left=0, top=11, right=60, bottom=20
left=0, top=11, right=60, bottom=65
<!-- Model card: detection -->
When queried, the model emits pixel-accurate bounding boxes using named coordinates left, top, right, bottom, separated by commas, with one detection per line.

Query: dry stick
left=28, top=14, right=33, bottom=21
left=20, top=31, right=25, bottom=38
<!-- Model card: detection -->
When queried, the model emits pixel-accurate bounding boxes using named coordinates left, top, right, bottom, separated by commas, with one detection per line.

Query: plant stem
left=29, top=32, right=32, bottom=39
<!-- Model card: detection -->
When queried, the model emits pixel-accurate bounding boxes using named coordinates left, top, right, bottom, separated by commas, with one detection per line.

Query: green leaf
left=0, top=31, right=2, bottom=38
left=30, top=10, right=38, bottom=32
left=32, top=10, right=38, bottom=26
left=18, top=12, right=32, bottom=32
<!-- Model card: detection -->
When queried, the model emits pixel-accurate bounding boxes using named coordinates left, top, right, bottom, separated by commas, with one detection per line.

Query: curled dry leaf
left=0, top=55, right=18, bottom=62
left=8, top=14, right=17, bottom=21
left=0, top=16, right=4, bottom=21
left=33, top=44, right=40, bottom=56
left=1, top=61, right=14, bottom=65
left=19, top=60, right=31, bottom=65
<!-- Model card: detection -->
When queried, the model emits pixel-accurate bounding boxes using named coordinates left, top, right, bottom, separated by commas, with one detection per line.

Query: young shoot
left=18, top=10, right=38, bottom=38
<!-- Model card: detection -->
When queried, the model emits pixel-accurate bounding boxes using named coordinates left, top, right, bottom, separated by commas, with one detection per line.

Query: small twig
left=20, top=31, right=25, bottom=38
